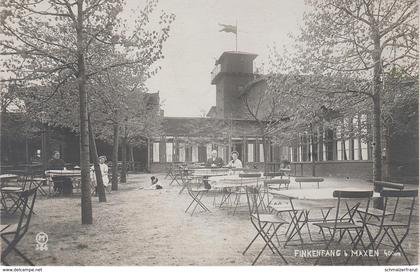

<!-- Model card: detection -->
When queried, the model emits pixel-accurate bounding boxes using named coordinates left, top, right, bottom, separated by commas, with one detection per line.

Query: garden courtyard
left=1, top=174, right=418, bottom=266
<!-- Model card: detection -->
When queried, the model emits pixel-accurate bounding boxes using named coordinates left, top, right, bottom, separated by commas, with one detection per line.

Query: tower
left=210, top=51, right=257, bottom=119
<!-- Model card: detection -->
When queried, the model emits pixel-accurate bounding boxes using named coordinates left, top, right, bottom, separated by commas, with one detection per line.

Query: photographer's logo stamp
left=35, top=232, right=48, bottom=251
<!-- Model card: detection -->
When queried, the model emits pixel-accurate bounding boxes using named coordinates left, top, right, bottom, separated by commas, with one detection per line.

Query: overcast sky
left=125, top=0, right=308, bottom=117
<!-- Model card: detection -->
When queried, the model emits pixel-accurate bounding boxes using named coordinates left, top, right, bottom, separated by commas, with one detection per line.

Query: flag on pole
left=219, top=23, right=237, bottom=34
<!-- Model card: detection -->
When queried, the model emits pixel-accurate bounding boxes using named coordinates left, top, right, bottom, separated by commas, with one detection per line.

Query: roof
left=216, top=51, right=258, bottom=64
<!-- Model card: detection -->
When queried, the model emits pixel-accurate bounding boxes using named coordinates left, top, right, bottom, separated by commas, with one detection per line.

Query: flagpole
left=235, top=19, right=238, bottom=52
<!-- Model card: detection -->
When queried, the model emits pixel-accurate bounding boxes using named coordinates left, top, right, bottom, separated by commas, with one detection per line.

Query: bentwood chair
left=243, top=185, right=288, bottom=265
left=313, top=190, right=373, bottom=265
left=363, top=189, right=418, bottom=265
left=1, top=188, right=38, bottom=266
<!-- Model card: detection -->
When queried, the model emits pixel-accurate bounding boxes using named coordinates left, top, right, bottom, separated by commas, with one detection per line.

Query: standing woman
left=91, top=155, right=110, bottom=194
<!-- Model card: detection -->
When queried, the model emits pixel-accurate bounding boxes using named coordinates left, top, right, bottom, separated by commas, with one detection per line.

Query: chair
left=243, top=185, right=288, bottom=265
left=169, top=165, right=183, bottom=186
left=1, top=176, right=38, bottom=216
left=1, top=187, right=38, bottom=266
left=363, top=189, right=418, bottom=265
left=231, top=173, right=262, bottom=216
left=184, top=179, right=210, bottom=216
left=262, top=172, right=290, bottom=206
left=357, top=181, right=404, bottom=221
left=313, top=190, right=373, bottom=265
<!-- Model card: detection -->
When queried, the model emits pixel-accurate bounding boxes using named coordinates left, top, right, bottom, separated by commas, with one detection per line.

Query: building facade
left=150, top=51, right=418, bottom=182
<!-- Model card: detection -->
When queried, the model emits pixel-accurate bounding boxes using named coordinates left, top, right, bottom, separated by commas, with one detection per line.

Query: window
left=152, top=142, right=159, bottom=162
left=323, top=129, right=334, bottom=161
left=344, top=139, right=350, bottom=160
left=185, top=145, right=192, bottom=162
left=353, top=138, right=359, bottom=160
left=206, top=144, right=212, bottom=159
left=260, top=144, right=265, bottom=162
left=192, top=144, right=198, bottom=162
left=301, top=135, right=308, bottom=162
left=247, top=143, right=254, bottom=162
left=361, top=140, right=368, bottom=160
left=289, top=147, right=293, bottom=162
left=298, top=146, right=302, bottom=162
left=218, top=145, right=225, bottom=161
left=166, top=142, right=173, bottom=162
left=179, top=143, right=185, bottom=162
left=308, top=137, right=313, bottom=162
left=337, top=141, right=343, bottom=161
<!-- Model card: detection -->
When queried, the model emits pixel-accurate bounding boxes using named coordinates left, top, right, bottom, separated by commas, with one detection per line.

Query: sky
left=125, top=0, right=309, bottom=117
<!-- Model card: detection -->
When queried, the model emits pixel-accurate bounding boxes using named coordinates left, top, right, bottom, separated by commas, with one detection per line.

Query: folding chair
left=231, top=173, right=262, bottom=216
left=1, top=177, right=37, bottom=216
left=178, top=168, right=192, bottom=194
left=363, top=189, right=418, bottom=265
left=313, top=190, right=373, bottom=265
left=243, top=185, right=288, bottom=265
left=185, top=179, right=210, bottom=216
left=1, top=187, right=37, bottom=266
left=169, top=165, right=183, bottom=186
left=262, top=172, right=290, bottom=206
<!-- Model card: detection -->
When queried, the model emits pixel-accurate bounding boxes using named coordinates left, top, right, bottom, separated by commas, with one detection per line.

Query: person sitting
left=226, top=151, right=243, bottom=169
left=206, top=150, right=224, bottom=168
left=90, top=155, right=110, bottom=195
left=47, top=151, right=72, bottom=196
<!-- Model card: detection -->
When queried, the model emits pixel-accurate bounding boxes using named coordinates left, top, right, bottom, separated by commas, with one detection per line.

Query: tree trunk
left=383, top=121, right=391, bottom=182
left=372, top=29, right=384, bottom=210
left=111, top=123, right=119, bottom=190
left=262, top=134, right=268, bottom=173
left=372, top=30, right=383, bottom=183
left=41, top=123, right=48, bottom=170
left=372, top=94, right=382, bottom=182
left=120, top=125, right=127, bottom=183
left=129, top=144, right=134, bottom=171
left=76, top=0, right=92, bottom=224
left=25, top=135, right=29, bottom=164
left=88, top=114, right=106, bottom=202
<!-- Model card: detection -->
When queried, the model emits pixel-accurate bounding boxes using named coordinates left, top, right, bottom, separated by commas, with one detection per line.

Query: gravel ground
left=1, top=174, right=418, bottom=266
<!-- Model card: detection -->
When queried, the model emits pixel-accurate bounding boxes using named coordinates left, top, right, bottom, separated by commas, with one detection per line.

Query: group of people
left=48, top=149, right=244, bottom=194
left=48, top=151, right=110, bottom=195
left=206, top=150, right=243, bottom=169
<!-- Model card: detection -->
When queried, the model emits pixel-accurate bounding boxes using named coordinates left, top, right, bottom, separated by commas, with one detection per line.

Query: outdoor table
left=269, top=188, right=380, bottom=248
left=45, top=170, right=81, bottom=196
left=209, top=174, right=263, bottom=212
left=179, top=171, right=228, bottom=194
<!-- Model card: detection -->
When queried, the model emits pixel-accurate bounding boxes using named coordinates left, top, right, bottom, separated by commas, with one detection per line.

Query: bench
left=295, top=177, right=324, bottom=189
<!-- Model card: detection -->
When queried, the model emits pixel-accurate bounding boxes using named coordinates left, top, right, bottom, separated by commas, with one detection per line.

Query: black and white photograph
left=0, top=0, right=418, bottom=270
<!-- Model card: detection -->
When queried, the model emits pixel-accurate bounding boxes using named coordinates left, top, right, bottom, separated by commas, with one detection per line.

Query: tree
left=284, top=0, right=418, bottom=181
left=1, top=0, right=174, bottom=224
